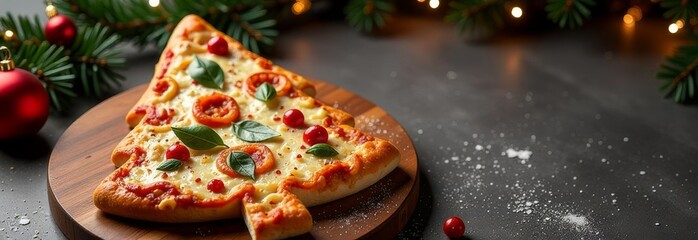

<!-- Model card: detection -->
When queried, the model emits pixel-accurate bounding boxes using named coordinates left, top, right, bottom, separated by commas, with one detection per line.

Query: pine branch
left=1, top=12, right=125, bottom=110
left=445, top=0, right=506, bottom=33
left=1, top=14, right=76, bottom=111
left=54, top=0, right=169, bottom=47
left=657, top=38, right=698, bottom=103
left=545, top=0, right=596, bottom=29
left=70, top=24, right=125, bottom=97
left=0, top=13, right=44, bottom=48
left=15, top=42, right=76, bottom=111
left=660, top=0, right=698, bottom=21
left=345, top=0, right=394, bottom=32
left=208, top=5, right=278, bottom=53
left=54, top=0, right=281, bottom=53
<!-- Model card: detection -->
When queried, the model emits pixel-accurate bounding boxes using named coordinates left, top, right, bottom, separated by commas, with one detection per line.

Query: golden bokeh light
left=429, top=0, right=439, bottom=9
left=676, top=19, right=685, bottom=28
left=292, top=0, right=311, bottom=15
left=627, top=6, right=642, bottom=22
left=3, top=30, right=14, bottom=41
left=511, top=7, right=523, bottom=18
left=623, top=14, right=634, bottom=25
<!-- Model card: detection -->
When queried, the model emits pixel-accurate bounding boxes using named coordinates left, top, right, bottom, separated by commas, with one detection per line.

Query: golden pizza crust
left=242, top=189, right=313, bottom=240
left=94, top=14, right=401, bottom=239
left=284, top=138, right=400, bottom=207
left=93, top=173, right=248, bottom=223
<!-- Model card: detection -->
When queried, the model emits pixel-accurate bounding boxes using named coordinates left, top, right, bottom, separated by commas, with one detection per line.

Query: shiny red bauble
left=44, top=15, right=77, bottom=46
left=0, top=68, right=50, bottom=139
left=443, top=216, right=465, bottom=238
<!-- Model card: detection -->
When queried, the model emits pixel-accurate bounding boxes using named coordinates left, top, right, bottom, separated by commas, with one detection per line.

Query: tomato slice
left=152, top=79, right=170, bottom=96
left=193, top=93, right=240, bottom=128
left=142, top=106, right=175, bottom=126
left=216, top=144, right=275, bottom=178
left=244, top=72, right=292, bottom=96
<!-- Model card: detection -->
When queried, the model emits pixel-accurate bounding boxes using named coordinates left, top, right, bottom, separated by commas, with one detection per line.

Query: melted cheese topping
left=123, top=37, right=357, bottom=202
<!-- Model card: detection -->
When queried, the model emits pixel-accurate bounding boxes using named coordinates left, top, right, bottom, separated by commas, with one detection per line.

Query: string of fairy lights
left=622, top=4, right=687, bottom=34
left=2, top=0, right=689, bottom=42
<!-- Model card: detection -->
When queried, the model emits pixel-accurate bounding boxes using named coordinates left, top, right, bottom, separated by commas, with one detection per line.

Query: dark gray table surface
left=2, top=2, right=698, bottom=239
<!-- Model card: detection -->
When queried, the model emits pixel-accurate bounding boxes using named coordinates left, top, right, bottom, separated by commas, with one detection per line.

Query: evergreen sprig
left=54, top=0, right=279, bottom=52
left=210, top=5, right=278, bottom=53
left=658, top=1, right=698, bottom=103
left=345, top=0, right=394, bottom=32
left=445, top=0, right=505, bottom=33
left=14, top=42, right=76, bottom=111
left=0, top=13, right=44, bottom=48
left=54, top=0, right=168, bottom=47
left=660, top=0, right=698, bottom=22
left=657, top=37, right=698, bottom=103
left=545, top=0, right=596, bottom=29
left=71, top=24, right=125, bottom=97
left=0, top=12, right=124, bottom=111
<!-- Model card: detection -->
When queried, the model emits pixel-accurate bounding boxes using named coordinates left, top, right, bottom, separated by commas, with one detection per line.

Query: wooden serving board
left=47, top=81, right=419, bottom=239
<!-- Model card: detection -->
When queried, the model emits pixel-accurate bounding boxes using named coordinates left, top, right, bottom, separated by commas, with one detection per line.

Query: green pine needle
left=55, top=0, right=278, bottom=53
left=216, top=5, right=278, bottom=53
left=54, top=0, right=167, bottom=47
left=657, top=38, right=698, bottom=103
left=546, top=0, right=596, bottom=29
left=660, top=0, right=698, bottom=22
left=14, top=42, right=76, bottom=111
left=345, top=0, right=394, bottom=33
left=445, top=0, right=506, bottom=34
left=70, top=24, right=125, bottom=97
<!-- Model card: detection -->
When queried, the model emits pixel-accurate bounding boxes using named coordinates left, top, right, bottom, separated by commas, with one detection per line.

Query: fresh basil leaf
left=172, top=126, right=229, bottom=150
left=227, top=151, right=256, bottom=180
left=306, top=143, right=339, bottom=157
left=232, top=120, right=280, bottom=142
left=255, top=82, right=277, bottom=101
left=186, top=55, right=225, bottom=89
left=157, top=159, right=183, bottom=171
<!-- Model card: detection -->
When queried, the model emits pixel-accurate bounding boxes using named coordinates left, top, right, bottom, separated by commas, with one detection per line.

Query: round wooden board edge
left=47, top=81, right=419, bottom=239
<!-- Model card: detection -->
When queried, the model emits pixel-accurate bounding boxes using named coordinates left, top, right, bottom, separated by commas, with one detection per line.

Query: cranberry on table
left=443, top=216, right=465, bottom=238
left=207, top=36, right=229, bottom=56
left=166, top=144, right=191, bottom=162
left=303, top=125, right=328, bottom=145
left=283, top=109, right=305, bottom=128
left=207, top=179, right=225, bottom=193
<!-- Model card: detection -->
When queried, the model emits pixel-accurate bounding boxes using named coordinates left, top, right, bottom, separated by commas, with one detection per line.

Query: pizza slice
left=93, top=15, right=400, bottom=239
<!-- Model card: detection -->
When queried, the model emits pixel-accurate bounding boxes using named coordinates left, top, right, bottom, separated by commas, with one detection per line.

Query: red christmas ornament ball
left=44, top=15, right=77, bottom=46
left=0, top=68, right=50, bottom=139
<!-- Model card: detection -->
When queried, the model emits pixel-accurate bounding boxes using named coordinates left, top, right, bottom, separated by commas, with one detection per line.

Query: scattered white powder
left=417, top=129, right=423, bottom=135
left=18, top=216, right=30, bottom=225
left=639, top=171, right=646, bottom=175
left=623, top=137, right=629, bottom=142
left=562, top=213, right=588, bottom=229
left=506, top=148, right=532, bottom=160
left=475, top=145, right=484, bottom=151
